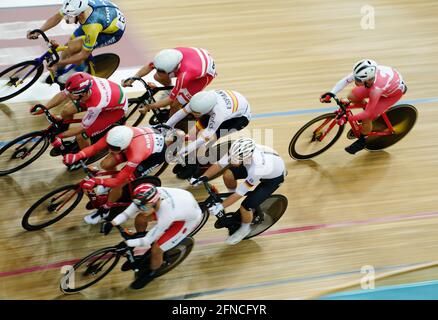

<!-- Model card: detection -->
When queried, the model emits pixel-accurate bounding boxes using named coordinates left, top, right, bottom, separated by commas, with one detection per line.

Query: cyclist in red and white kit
left=30, top=72, right=127, bottom=161
left=122, top=47, right=217, bottom=115
left=101, top=183, right=203, bottom=289
left=63, top=125, right=180, bottom=224
left=320, top=59, right=407, bottom=154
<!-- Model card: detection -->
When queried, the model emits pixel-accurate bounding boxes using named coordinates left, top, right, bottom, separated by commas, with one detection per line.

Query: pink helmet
left=65, top=72, right=93, bottom=95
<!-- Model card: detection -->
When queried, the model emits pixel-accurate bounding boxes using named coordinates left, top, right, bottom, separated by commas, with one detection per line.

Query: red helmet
left=133, top=183, right=160, bottom=209
left=65, top=72, right=93, bottom=95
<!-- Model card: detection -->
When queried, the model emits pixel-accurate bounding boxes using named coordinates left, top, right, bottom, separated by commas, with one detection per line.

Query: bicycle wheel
left=289, top=113, right=344, bottom=160
left=60, top=246, right=120, bottom=294
left=0, top=60, right=44, bottom=102
left=91, top=54, right=120, bottom=79
left=0, top=131, right=49, bottom=176
left=154, top=237, right=194, bottom=278
left=245, top=195, right=288, bottom=239
left=124, top=98, right=146, bottom=127
left=22, top=184, right=84, bottom=231
left=366, top=104, right=418, bottom=151
left=187, top=210, right=209, bottom=237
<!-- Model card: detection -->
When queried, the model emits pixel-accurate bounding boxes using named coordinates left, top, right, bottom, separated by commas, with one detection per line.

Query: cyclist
left=190, top=138, right=286, bottom=245
left=27, top=0, right=126, bottom=82
left=122, top=47, right=217, bottom=116
left=166, top=90, right=251, bottom=179
left=30, top=72, right=127, bottom=163
left=63, top=125, right=183, bottom=224
left=320, top=59, right=407, bottom=154
left=101, top=183, right=203, bottom=289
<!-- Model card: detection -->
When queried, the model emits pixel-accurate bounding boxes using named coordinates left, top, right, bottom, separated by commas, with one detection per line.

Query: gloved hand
left=63, top=151, right=86, bottom=165
left=121, top=78, right=134, bottom=87
left=101, top=221, right=114, bottom=235
left=189, top=176, right=208, bottom=187
left=80, top=177, right=96, bottom=190
left=30, top=104, right=45, bottom=115
left=320, top=92, right=335, bottom=103
left=51, top=136, right=63, bottom=148
left=208, top=202, right=224, bottom=217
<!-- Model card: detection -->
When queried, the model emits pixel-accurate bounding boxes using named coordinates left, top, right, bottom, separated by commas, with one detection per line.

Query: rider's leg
left=76, top=132, right=91, bottom=150
left=227, top=175, right=284, bottom=245
left=61, top=37, right=83, bottom=60
left=223, top=168, right=238, bottom=192
left=150, top=243, right=164, bottom=270
left=134, top=213, right=149, bottom=233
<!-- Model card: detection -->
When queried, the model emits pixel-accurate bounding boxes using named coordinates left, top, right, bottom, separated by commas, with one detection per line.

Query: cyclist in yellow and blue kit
left=27, top=0, right=126, bottom=82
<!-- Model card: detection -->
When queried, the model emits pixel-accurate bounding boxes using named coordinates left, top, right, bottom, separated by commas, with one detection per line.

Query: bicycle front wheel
left=0, top=60, right=43, bottom=102
left=0, top=131, right=49, bottom=176
left=246, top=195, right=288, bottom=239
left=124, top=98, right=146, bottom=127
left=22, top=184, right=84, bottom=231
left=289, top=113, right=344, bottom=160
left=60, top=246, right=120, bottom=294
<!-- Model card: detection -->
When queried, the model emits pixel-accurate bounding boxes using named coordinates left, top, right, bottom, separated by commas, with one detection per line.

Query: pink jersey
left=64, top=77, right=128, bottom=129
left=168, top=47, right=216, bottom=103
left=81, top=127, right=159, bottom=187
left=371, top=66, right=404, bottom=98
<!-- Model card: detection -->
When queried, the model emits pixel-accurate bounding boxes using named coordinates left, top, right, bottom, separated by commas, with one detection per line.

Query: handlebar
left=124, top=77, right=174, bottom=96
left=202, top=181, right=222, bottom=204
left=115, top=225, right=140, bottom=272
left=29, top=29, right=60, bottom=66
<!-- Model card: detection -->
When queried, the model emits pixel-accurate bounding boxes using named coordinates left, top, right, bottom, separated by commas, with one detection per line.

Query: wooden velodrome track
left=1, top=0, right=438, bottom=299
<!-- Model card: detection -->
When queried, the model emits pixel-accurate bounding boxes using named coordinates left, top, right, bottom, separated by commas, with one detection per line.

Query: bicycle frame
left=315, top=96, right=396, bottom=142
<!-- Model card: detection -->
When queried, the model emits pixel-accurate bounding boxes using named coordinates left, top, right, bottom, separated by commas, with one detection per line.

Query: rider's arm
left=330, top=74, right=355, bottom=94
left=133, top=63, right=154, bottom=78
left=58, top=126, right=84, bottom=139
left=147, top=97, right=172, bottom=110
left=79, top=134, right=109, bottom=158
left=38, top=12, right=63, bottom=33
left=95, top=162, right=138, bottom=188
left=201, top=155, right=229, bottom=179
left=112, top=203, right=140, bottom=226
left=45, top=91, right=69, bottom=110
left=349, top=89, right=383, bottom=122
left=165, top=105, right=190, bottom=127
left=126, top=217, right=173, bottom=248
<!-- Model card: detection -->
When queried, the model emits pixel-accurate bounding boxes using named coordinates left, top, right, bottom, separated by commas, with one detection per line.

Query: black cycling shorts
left=197, top=115, right=249, bottom=138
left=133, top=146, right=167, bottom=178
left=228, top=165, right=284, bottom=211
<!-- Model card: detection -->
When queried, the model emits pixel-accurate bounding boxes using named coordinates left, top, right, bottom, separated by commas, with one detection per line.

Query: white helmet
left=61, top=0, right=89, bottom=16
left=229, top=138, right=256, bottom=162
left=189, top=91, right=217, bottom=114
left=353, top=59, right=377, bottom=81
left=153, top=49, right=183, bottom=74
left=106, top=126, right=134, bottom=151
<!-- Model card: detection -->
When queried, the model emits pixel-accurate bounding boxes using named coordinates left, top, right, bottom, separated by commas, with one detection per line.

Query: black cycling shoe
left=130, top=271, right=155, bottom=290
left=345, top=137, right=367, bottom=155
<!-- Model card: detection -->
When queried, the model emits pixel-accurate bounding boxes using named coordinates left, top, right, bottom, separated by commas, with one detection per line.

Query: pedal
left=346, top=129, right=356, bottom=140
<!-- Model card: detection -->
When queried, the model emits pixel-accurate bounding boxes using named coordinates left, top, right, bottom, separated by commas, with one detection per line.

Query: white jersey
left=113, top=187, right=202, bottom=248
left=166, top=89, right=251, bottom=139
left=218, top=144, right=286, bottom=196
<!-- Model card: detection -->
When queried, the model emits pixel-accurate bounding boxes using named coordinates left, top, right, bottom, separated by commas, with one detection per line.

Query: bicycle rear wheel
left=154, top=237, right=194, bottom=278
left=60, top=246, right=120, bottom=294
left=245, top=195, right=288, bottom=239
left=91, top=54, right=120, bottom=79
left=0, top=131, right=49, bottom=176
left=0, top=60, right=43, bottom=102
left=187, top=210, right=209, bottom=237
left=289, top=113, right=344, bottom=160
left=366, top=104, right=418, bottom=151
left=22, top=184, right=84, bottom=231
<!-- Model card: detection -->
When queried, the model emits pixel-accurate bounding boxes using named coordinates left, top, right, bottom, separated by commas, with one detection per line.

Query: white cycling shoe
left=84, top=211, right=109, bottom=225
left=226, top=225, right=251, bottom=245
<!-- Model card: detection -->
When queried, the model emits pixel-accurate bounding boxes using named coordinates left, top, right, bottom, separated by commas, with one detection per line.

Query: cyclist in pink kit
left=320, top=59, right=407, bottom=154
left=122, top=47, right=217, bottom=115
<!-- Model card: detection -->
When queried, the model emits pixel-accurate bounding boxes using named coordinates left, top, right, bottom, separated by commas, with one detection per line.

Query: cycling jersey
left=62, top=0, right=126, bottom=51
left=330, top=65, right=406, bottom=121
left=64, top=76, right=128, bottom=130
left=150, top=47, right=216, bottom=104
left=112, top=187, right=203, bottom=251
left=80, top=127, right=162, bottom=187
left=218, top=144, right=286, bottom=196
